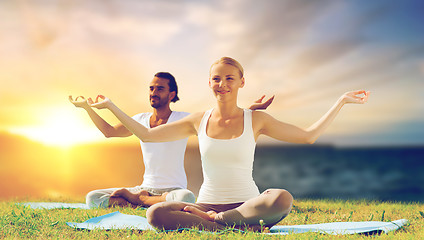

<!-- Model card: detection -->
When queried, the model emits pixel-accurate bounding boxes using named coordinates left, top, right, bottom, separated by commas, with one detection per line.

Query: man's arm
left=248, top=95, right=275, bottom=110
left=69, top=96, right=132, bottom=138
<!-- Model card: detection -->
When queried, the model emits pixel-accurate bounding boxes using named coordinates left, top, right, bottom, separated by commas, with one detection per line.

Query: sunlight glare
left=9, top=109, right=103, bottom=147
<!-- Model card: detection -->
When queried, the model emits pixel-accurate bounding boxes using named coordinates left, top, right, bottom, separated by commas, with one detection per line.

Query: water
left=252, top=145, right=424, bottom=202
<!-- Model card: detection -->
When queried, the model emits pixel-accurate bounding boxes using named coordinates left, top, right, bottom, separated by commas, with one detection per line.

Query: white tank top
left=132, top=111, right=189, bottom=189
left=197, top=108, right=260, bottom=204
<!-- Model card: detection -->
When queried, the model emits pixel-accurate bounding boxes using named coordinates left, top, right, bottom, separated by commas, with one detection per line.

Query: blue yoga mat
left=67, top=211, right=407, bottom=235
left=19, top=202, right=147, bottom=210
left=67, top=211, right=154, bottom=230
left=19, top=202, right=90, bottom=209
left=268, top=219, right=407, bottom=235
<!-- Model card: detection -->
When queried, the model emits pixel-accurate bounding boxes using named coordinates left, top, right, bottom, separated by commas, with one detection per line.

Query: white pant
left=86, top=186, right=196, bottom=208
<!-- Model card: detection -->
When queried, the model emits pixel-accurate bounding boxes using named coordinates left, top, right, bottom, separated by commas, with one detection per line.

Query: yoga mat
left=67, top=211, right=407, bottom=235
left=67, top=211, right=154, bottom=230
left=19, top=202, right=90, bottom=210
left=19, top=202, right=147, bottom=210
left=268, top=219, right=408, bottom=235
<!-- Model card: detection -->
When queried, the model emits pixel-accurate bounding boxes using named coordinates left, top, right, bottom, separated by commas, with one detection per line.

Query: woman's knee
left=254, top=189, right=293, bottom=226
left=263, top=189, right=293, bottom=214
left=147, top=202, right=184, bottom=228
left=147, top=202, right=166, bottom=227
left=275, top=189, right=293, bottom=213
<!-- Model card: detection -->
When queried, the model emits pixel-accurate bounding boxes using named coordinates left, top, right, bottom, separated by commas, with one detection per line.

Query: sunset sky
left=1, top=0, right=423, bottom=147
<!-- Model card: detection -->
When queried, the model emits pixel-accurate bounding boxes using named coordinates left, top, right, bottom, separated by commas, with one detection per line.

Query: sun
left=9, top=108, right=104, bottom=147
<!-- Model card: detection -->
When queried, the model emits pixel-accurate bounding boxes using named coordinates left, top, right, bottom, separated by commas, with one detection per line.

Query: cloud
left=219, top=0, right=342, bottom=62
left=6, top=0, right=187, bottom=51
left=12, top=0, right=77, bottom=48
left=69, top=1, right=184, bottom=47
left=421, top=62, right=424, bottom=76
left=1, top=0, right=424, bottom=146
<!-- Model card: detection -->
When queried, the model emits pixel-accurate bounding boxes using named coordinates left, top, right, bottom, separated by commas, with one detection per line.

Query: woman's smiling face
left=209, top=63, right=245, bottom=102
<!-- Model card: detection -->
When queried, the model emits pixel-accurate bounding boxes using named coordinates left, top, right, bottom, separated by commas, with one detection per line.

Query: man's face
left=149, top=77, right=172, bottom=109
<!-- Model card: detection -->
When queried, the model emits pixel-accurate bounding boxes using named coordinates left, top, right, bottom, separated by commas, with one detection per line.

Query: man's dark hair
left=154, top=72, right=179, bottom=102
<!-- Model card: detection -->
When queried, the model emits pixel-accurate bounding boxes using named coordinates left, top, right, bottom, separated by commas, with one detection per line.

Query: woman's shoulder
left=182, top=111, right=207, bottom=124
left=182, top=111, right=208, bottom=133
left=189, top=111, right=207, bottom=118
left=251, top=109, right=271, bottom=120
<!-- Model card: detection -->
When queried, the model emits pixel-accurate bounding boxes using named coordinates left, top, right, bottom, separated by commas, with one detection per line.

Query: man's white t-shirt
left=132, top=111, right=190, bottom=189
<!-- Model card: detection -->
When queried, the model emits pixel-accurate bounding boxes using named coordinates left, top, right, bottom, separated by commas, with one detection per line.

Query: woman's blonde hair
left=210, top=57, right=244, bottom=78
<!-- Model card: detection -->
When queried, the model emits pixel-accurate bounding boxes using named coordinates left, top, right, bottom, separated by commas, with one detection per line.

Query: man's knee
left=86, top=190, right=110, bottom=209
left=166, top=189, right=196, bottom=203
left=85, top=190, right=99, bottom=208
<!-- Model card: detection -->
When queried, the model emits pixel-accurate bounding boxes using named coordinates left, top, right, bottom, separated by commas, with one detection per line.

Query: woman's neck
left=215, top=101, right=243, bottom=119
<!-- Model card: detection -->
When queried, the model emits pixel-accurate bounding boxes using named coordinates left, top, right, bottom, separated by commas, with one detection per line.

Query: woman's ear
left=240, top=77, right=245, bottom=88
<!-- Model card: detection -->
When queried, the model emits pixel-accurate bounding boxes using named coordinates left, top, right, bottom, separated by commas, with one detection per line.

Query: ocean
left=252, top=145, right=424, bottom=202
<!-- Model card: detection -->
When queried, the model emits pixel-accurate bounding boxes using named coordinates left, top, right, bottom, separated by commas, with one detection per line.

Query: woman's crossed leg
left=147, top=188, right=293, bottom=231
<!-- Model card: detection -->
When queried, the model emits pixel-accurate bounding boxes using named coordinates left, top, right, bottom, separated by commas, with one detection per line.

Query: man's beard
left=150, top=95, right=169, bottom=109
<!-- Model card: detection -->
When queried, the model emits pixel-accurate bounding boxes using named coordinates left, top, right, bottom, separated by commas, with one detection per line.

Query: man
left=70, top=72, right=273, bottom=208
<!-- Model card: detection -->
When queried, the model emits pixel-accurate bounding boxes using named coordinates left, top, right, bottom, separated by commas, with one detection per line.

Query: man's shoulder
left=172, top=111, right=190, bottom=119
left=132, top=112, right=152, bottom=121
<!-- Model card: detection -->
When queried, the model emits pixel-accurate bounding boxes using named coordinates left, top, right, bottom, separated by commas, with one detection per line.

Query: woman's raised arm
left=90, top=95, right=198, bottom=142
left=255, top=90, right=369, bottom=144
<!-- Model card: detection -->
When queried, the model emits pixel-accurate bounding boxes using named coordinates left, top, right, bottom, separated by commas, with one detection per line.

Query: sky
left=0, top=0, right=424, bottom=147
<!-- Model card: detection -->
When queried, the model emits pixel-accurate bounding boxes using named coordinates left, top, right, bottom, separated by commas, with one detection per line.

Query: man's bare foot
left=136, top=190, right=150, bottom=206
left=111, top=188, right=129, bottom=198
left=137, top=191, right=170, bottom=207
left=138, top=190, right=150, bottom=197
left=110, top=189, right=150, bottom=206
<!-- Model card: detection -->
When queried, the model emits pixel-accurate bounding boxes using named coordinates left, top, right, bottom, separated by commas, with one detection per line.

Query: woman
left=89, top=57, right=369, bottom=231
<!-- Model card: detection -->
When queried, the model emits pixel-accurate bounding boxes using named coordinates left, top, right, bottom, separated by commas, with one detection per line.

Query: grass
left=1, top=197, right=423, bottom=239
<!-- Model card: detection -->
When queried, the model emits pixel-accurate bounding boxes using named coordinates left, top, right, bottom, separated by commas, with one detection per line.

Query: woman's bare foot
left=183, top=206, right=217, bottom=222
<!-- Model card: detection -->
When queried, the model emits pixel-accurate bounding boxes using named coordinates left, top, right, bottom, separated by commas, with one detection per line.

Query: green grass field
left=1, top=198, right=423, bottom=239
